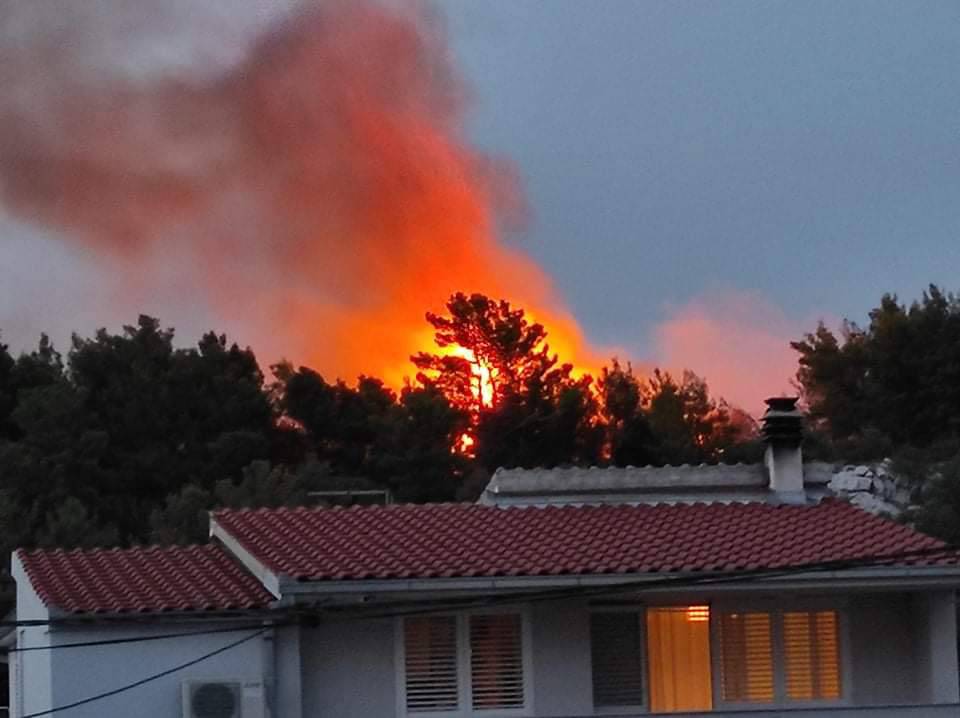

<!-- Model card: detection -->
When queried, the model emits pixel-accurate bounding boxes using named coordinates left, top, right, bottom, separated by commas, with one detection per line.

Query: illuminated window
left=717, top=612, right=775, bottom=703
left=646, top=606, right=713, bottom=713
left=717, top=608, right=843, bottom=707
left=590, top=605, right=844, bottom=713
left=783, top=611, right=842, bottom=700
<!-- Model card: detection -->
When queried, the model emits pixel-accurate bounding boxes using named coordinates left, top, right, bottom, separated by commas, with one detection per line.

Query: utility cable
left=2, top=543, right=957, bottom=634
left=8, top=623, right=275, bottom=653
left=20, top=628, right=267, bottom=718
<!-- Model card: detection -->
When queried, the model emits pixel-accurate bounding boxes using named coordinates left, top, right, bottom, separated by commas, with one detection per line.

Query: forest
left=2, top=286, right=960, bottom=563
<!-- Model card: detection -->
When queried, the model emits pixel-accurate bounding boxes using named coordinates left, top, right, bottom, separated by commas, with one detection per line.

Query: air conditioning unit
left=182, top=680, right=266, bottom=718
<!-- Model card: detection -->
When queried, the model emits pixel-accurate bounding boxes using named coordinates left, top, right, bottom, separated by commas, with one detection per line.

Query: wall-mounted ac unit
left=181, top=680, right=265, bottom=718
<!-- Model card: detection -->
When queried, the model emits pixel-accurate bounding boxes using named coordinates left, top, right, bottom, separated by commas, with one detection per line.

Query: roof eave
left=277, top=565, right=960, bottom=601
left=210, top=516, right=285, bottom=599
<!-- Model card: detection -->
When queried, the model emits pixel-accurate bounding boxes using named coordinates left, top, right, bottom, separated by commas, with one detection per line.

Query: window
left=590, top=605, right=844, bottom=714
left=646, top=607, right=713, bottom=713
left=590, top=612, right=645, bottom=707
left=716, top=608, right=843, bottom=708
left=470, top=614, right=524, bottom=710
left=782, top=611, right=841, bottom=700
left=717, top=611, right=774, bottom=703
left=404, top=616, right=459, bottom=712
left=401, top=612, right=528, bottom=716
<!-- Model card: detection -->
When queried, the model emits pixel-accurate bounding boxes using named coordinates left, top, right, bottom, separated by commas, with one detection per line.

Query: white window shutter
left=469, top=614, right=525, bottom=710
left=590, top=612, right=645, bottom=707
left=717, top=611, right=775, bottom=703
left=404, top=616, right=460, bottom=712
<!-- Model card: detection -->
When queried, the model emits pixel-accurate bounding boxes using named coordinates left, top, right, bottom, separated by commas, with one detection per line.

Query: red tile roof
left=213, top=499, right=957, bottom=582
left=18, top=543, right=275, bottom=614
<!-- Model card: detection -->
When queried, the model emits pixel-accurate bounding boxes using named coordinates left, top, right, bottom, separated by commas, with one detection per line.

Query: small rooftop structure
left=480, top=461, right=834, bottom=506
left=481, top=396, right=835, bottom=507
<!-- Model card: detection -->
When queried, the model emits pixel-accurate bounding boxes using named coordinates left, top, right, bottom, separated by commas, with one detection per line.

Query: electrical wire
left=291, top=542, right=960, bottom=622
left=6, top=544, right=960, bottom=715
left=3, top=543, right=958, bottom=633
left=20, top=628, right=267, bottom=718
left=8, top=623, right=278, bottom=653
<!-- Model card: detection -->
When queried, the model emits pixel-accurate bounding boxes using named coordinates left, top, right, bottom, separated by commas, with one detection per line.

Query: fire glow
left=0, top=0, right=607, bottom=390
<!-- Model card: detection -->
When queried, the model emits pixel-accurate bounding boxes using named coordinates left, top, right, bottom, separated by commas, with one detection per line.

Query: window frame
left=710, top=598, right=852, bottom=712
left=586, top=600, right=852, bottom=715
left=588, top=605, right=649, bottom=715
left=395, top=607, right=534, bottom=718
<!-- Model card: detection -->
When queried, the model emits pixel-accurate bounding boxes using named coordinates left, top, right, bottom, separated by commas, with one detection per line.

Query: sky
left=1, top=0, right=959, bottom=411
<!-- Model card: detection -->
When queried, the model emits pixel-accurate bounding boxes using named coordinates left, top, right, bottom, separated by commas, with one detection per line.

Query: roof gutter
left=276, top=565, right=960, bottom=599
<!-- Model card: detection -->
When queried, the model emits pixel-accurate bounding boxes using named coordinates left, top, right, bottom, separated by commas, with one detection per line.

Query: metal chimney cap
left=764, top=396, right=800, bottom=413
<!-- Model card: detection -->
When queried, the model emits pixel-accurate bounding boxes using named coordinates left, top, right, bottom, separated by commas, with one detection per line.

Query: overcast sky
left=1, top=0, right=958, bottom=408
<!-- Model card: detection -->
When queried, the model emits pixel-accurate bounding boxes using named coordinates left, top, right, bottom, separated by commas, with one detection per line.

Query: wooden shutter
left=590, top=612, right=645, bottom=707
left=469, top=613, right=525, bottom=710
left=404, top=616, right=460, bottom=712
left=783, top=610, right=842, bottom=700
left=717, top=611, right=775, bottom=703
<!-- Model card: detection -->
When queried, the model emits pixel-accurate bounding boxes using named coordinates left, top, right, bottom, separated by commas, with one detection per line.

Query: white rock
left=849, top=492, right=902, bottom=517
left=854, top=465, right=873, bottom=477
left=880, top=479, right=898, bottom=501
left=829, top=471, right=874, bottom=493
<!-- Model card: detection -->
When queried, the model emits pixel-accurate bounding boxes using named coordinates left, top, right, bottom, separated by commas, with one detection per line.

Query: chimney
left=762, top=397, right=805, bottom=503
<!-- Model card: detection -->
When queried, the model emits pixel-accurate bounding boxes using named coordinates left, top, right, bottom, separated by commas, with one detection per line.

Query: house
left=8, top=398, right=960, bottom=718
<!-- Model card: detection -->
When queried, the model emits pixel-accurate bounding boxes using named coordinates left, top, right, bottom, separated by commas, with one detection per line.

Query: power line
left=8, top=623, right=276, bottom=653
left=3, top=543, right=957, bottom=636
left=21, top=628, right=267, bottom=718
left=7, top=544, right=960, bottom=715
left=305, top=543, right=960, bottom=622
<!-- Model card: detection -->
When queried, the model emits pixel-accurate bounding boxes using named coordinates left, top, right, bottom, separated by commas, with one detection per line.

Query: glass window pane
left=591, top=612, right=645, bottom=706
left=646, top=606, right=713, bottom=713
left=717, top=611, right=775, bottom=703
left=784, top=610, right=842, bottom=700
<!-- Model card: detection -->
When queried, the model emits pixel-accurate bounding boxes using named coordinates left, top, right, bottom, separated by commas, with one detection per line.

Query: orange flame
left=0, top=1, right=609, bottom=386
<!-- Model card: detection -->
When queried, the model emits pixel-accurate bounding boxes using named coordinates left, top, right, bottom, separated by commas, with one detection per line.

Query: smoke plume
left=0, top=0, right=601, bottom=382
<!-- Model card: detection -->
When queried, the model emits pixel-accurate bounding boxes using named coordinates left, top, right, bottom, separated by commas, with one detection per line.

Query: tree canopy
left=791, top=285, right=960, bottom=542
left=793, top=286, right=960, bottom=452
left=0, top=295, right=756, bottom=559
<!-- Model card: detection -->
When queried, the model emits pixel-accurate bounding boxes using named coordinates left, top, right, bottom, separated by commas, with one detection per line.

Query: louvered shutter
left=783, top=610, right=842, bottom=700
left=404, top=616, right=460, bottom=712
left=469, top=613, right=525, bottom=710
left=718, top=611, right=775, bottom=703
left=590, top=612, right=645, bottom=707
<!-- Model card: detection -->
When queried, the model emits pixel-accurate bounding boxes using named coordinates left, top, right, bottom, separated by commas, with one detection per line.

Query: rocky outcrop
left=827, top=460, right=911, bottom=516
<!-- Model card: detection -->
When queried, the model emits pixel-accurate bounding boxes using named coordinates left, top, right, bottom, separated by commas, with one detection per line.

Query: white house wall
left=11, top=556, right=52, bottom=718
left=529, top=599, right=594, bottom=716
left=298, top=591, right=957, bottom=718
left=912, top=590, right=960, bottom=704
left=301, top=617, right=397, bottom=718
left=273, top=624, right=304, bottom=718
left=12, top=589, right=958, bottom=718
left=848, top=593, right=922, bottom=704
left=45, top=623, right=271, bottom=718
